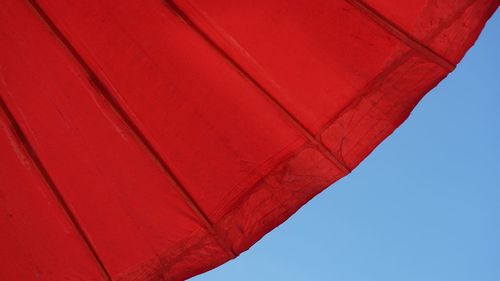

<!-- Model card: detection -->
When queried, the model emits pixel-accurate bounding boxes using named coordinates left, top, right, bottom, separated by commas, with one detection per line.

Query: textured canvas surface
left=0, top=1, right=497, bottom=280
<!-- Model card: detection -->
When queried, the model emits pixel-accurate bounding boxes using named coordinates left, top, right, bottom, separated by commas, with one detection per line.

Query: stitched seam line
left=25, top=0, right=237, bottom=260
left=0, top=96, right=113, bottom=281
left=165, top=0, right=352, bottom=174
left=346, top=0, right=456, bottom=72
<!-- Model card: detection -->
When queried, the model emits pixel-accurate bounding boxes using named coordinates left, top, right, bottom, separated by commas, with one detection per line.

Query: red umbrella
left=0, top=0, right=497, bottom=280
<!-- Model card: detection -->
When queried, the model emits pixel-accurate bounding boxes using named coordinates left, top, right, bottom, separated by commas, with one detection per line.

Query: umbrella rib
left=164, top=0, right=352, bottom=174
left=25, top=0, right=237, bottom=260
left=0, top=96, right=113, bottom=281
left=345, top=0, right=456, bottom=72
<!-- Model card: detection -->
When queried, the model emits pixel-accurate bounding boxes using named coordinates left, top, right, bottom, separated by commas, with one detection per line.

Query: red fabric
left=0, top=0, right=497, bottom=280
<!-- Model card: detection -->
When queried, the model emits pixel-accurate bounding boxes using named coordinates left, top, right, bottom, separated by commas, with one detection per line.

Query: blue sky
left=192, top=11, right=500, bottom=281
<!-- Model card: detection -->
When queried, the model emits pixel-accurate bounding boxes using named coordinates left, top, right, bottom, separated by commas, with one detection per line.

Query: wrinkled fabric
left=0, top=0, right=497, bottom=280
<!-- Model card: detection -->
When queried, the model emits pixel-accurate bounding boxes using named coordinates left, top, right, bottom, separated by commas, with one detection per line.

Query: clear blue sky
left=192, top=11, right=499, bottom=281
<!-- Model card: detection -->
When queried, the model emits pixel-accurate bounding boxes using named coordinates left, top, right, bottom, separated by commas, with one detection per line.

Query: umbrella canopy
left=0, top=0, right=497, bottom=280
